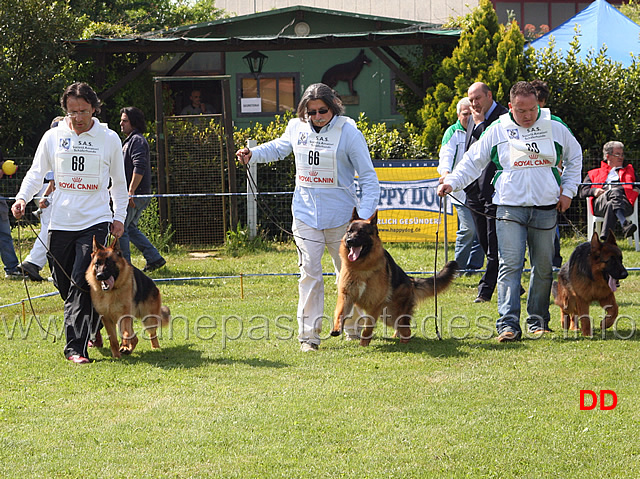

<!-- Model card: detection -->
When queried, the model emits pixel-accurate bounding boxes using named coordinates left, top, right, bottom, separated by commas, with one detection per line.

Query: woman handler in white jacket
left=12, top=82, right=128, bottom=364
left=237, top=83, right=380, bottom=351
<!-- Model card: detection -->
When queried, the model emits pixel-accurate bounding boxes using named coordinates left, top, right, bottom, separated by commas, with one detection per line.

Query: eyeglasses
left=307, top=108, right=329, bottom=116
left=609, top=153, right=624, bottom=158
left=66, top=110, right=92, bottom=118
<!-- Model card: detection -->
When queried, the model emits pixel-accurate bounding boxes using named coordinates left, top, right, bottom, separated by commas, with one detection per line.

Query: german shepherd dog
left=86, top=237, right=170, bottom=358
left=552, top=230, right=628, bottom=336
left=330, top=209, right=458, bottom=346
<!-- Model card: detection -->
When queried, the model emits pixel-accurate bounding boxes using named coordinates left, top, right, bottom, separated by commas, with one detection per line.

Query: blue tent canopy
left=528, top=0, right=640, bottom=67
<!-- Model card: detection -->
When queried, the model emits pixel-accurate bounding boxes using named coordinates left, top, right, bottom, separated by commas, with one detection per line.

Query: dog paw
left=119, top=336, right=139, bottom=354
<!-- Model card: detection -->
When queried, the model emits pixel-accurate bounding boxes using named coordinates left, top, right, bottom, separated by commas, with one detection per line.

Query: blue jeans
left=454, top=204, right=484, bottom=271
left=495, top=206, right=557, bottom=337
left=120, top=197, right=163, bottom=264
left=0, top=202, right=19, bottom=274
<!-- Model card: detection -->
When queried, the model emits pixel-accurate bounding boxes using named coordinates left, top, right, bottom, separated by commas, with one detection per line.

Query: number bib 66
left=55, top=152, right=101, bottom=193
left=294, top=118, right=345, bottom=188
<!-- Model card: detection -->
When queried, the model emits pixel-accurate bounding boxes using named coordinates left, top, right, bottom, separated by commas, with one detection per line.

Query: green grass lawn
left=1, top=237, right=640, bottom=478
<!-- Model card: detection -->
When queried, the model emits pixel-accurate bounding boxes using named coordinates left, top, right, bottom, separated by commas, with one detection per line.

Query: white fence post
left=246, top=139, right=258, bottom=238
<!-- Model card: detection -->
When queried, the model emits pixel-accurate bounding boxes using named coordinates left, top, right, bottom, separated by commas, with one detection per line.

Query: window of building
left=236, top=73, right=299, bottom=117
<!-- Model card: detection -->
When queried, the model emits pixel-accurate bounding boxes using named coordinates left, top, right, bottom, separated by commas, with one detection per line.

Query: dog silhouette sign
left=321, top=49, right=372, bottom=99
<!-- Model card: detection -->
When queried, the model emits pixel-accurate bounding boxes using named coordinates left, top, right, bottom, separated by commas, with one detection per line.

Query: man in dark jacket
left=464, top=82, right=508, bottom=303
left=120, top=107, right=166, bottom=272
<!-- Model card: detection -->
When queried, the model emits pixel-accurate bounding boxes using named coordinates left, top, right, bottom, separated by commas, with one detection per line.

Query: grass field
left=1, top=236, right=640, bottom=478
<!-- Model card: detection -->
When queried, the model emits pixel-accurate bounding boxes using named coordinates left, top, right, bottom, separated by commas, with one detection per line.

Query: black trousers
left=593, top=188, right=633, bottom=239
left=466, top=197, right=498, bottom=300
left=48, top=223, right=109, bottom=359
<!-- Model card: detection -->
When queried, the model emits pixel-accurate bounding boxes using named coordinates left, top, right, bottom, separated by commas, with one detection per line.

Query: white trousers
left=292, top=219, right=347, bottom=345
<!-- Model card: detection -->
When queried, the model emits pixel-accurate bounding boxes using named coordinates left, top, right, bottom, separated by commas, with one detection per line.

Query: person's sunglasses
left=307, top=108, right=329, bottom=116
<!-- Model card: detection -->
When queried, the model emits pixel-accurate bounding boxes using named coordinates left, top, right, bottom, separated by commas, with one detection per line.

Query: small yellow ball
left=1, top=160, right=17, bottom=176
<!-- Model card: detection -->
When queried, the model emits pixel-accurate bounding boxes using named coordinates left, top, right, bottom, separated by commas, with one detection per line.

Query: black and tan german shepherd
left=86, top=237, right=170, bottom=358
left=552, top=230, right=628, bottom=336
left=330, top=208, right=458, bottom=346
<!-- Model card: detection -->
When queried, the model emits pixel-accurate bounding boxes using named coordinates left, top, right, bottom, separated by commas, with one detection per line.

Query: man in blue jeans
left=119, top=107, right=166, bottom=272
left=0, top=156, right=22, bottom=280
left=438, top=81, right=582, bottom=342
left=0, top=199, right=21, bottom=279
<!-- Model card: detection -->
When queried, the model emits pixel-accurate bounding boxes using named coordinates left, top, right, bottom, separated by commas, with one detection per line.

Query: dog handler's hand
left=437, top=184, right=452, bottom=197
left=11, top=199, right=26, bottom=219
left=236, top=148, right=252, bottom=165
left=110, top=220, right=124, bottom=239
left=557, top=194, right=571, bottom=213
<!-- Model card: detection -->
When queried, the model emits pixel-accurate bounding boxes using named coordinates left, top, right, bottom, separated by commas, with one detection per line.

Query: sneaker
left=300, top=342, right=319, bottom=352
left=622, top=221, right=637, bottom=238
left=530, top=329, right=552, bottom=336
left=497, top=331, right=518, bottom=343
left=18, top=261, right=45, bottom=282
left=5, top=269, right=24, bottom=280
left=66, top=354, right=90, bottom=364
left=473, top=295, right=490, bottom=303
left=143, top=257, right=166, bottom=272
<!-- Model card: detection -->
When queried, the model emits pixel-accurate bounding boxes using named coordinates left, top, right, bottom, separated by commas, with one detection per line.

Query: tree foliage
left=71, top=0, right=226, bottom=34
left=0, top=0, right=82, bottom=154
left=619, top=0, right=640, bottom=24
left=0, top=0, right=227, bottom=155
left=530, top=34, right=640, bottom=154
left=416, top=0, right=528, bottom=155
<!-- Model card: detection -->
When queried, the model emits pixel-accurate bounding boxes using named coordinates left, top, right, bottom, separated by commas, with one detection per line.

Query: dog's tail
left=412, top=261, right=459, bottom=301
left=160, top=305, right=171, bottom=327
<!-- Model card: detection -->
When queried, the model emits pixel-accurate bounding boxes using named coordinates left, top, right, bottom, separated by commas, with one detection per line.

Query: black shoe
left=143, top=257, right=166, bottom=272
left=473, top=296, right=490, bottom=303
left=622, top=221, right=637, bottom=238
left=18, top=261, right=45, bottom=282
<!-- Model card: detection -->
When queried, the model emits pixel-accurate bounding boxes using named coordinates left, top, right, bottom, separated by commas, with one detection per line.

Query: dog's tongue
left=608, top=276, right=618, bottom=292
left=348, top=246, right=362, bottom=262
left=100, top=277, right=115, bottom=291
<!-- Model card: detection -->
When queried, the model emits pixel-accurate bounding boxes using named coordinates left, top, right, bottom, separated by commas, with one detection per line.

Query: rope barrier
left=3, top=265, right=640, bottom=312
left=3, top=181, right=637, bottom=202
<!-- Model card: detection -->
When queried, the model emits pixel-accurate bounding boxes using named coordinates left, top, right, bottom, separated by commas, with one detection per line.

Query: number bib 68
left=55, top=152, right=101, bottom=193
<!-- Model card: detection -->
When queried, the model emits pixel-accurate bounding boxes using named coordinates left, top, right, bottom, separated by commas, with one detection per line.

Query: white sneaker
left=300, top=342, right=318, bottom=352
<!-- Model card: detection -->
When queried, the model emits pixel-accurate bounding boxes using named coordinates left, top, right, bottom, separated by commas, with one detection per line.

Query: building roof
left=69, top=5, right=460, bottom=54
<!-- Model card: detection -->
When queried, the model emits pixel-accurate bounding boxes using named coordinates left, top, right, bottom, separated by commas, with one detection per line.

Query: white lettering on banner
left=354, top=178, right=453, bottom=215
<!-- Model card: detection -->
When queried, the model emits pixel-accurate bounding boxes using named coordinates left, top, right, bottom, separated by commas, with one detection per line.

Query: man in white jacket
left=438, top=81, right=582, bottom=342
left=12, top=82, right=128, bottom=364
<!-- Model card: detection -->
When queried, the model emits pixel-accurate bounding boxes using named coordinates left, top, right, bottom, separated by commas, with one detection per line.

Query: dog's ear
left=590, top=230, right=602, bottom=254
left=111, top=236, right=121, bottom=252
left=351, top=207, right=360, bottom=222
left=367, top=209, right=378, bottom=226
left=92, top=236, right=103, bottom=252
left=605, top=228, right=618, bottom=246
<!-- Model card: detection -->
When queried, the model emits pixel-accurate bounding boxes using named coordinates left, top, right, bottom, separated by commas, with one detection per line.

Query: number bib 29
left=501, top=108, right=556, bottom=170
left=294, top=117, right=345, bottom=188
